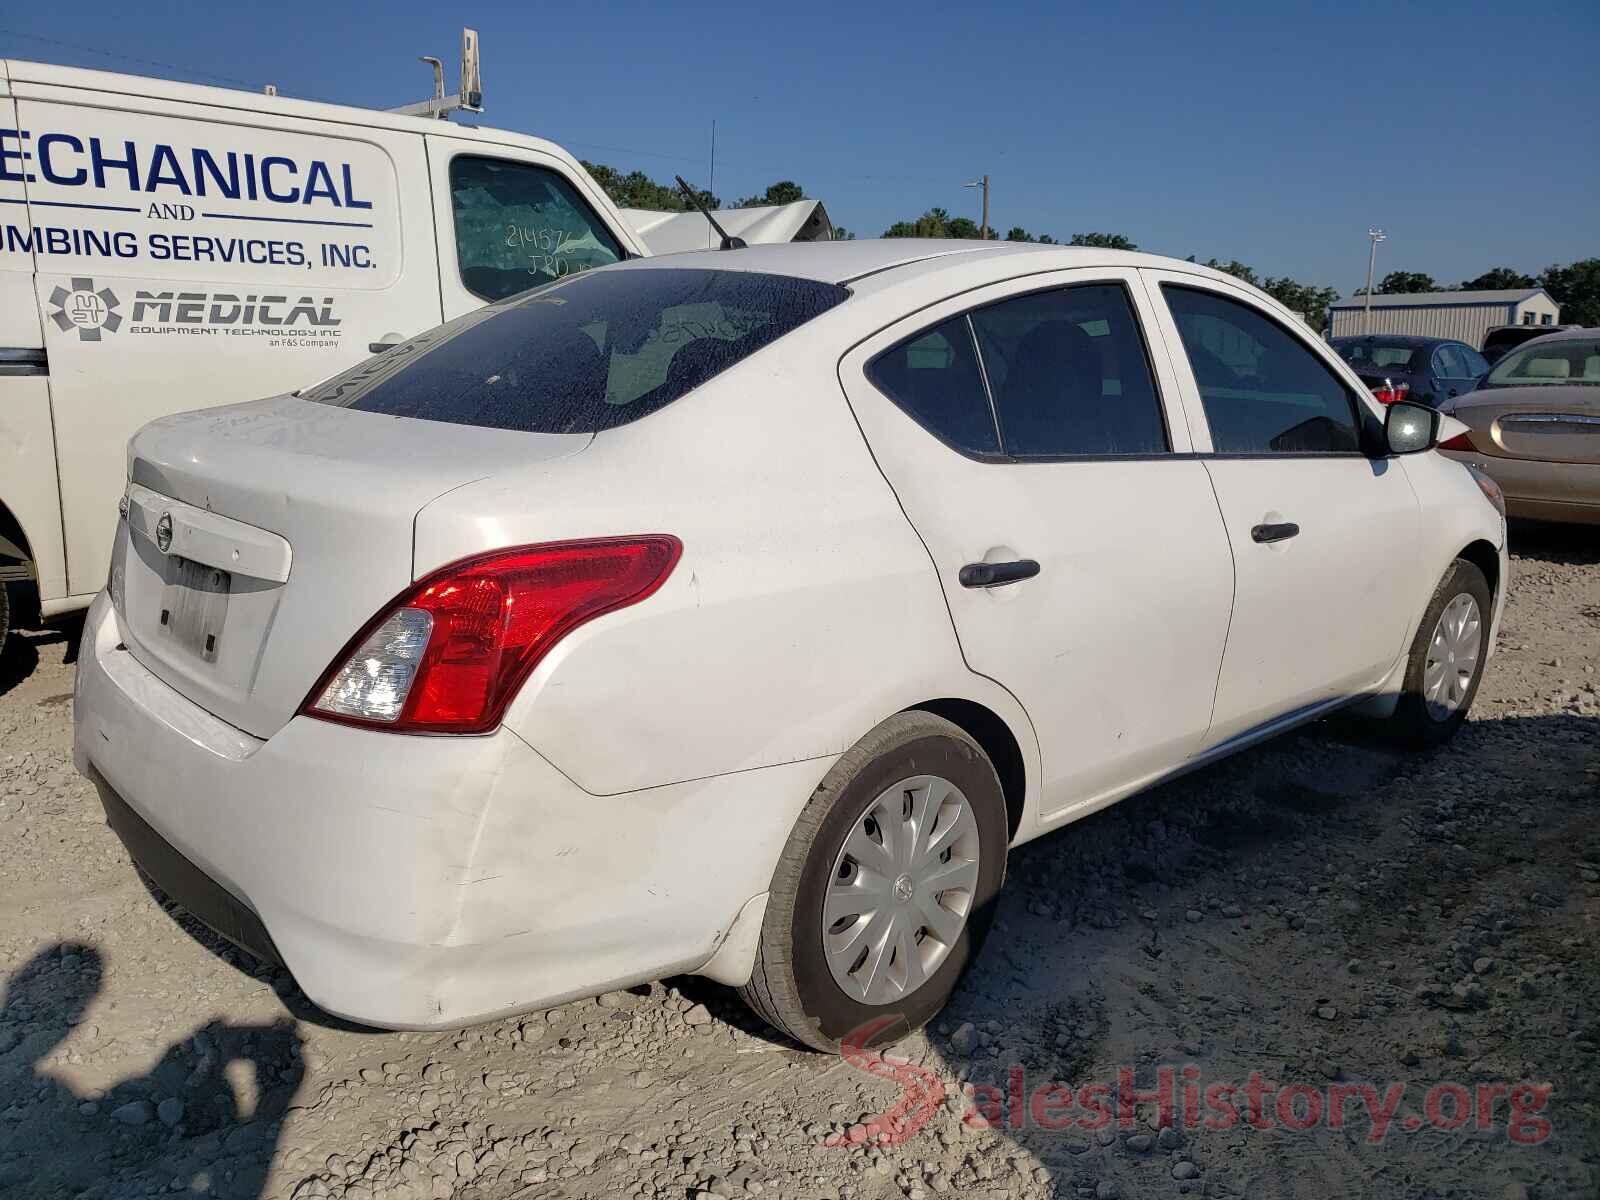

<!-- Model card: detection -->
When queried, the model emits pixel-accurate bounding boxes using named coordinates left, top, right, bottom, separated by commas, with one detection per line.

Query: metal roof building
left=1328, top=288, right=1561, bottom=346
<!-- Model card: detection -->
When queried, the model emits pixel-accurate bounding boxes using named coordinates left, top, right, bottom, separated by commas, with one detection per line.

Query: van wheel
left=1381, top=558, right=1492, bottom=748
left=739, top=712, right=1008, bottom=1052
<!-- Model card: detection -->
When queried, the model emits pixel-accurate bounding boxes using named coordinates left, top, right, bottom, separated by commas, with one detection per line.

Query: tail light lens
left=1371, top=379, right=1410, bottom=405
left=1438, top=432, right=1475, bottom=451
left=304, top=536, right=681, bottom=734
left=1465, top=464, right=1506, bottom=516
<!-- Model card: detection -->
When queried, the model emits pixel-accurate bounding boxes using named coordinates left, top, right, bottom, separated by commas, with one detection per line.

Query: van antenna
left=674, top=175, right=746, bottom=250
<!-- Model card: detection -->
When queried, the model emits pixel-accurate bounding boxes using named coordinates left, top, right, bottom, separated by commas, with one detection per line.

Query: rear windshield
left=1335, top=341, right=1419, bottom=370
left=1484, top=339, right=1600, bottom=387
left=304, top=268, right=850, bottom=433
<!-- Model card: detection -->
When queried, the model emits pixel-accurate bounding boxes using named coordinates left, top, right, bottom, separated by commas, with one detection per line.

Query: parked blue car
left=1329, top=335, right=1489, bottom=407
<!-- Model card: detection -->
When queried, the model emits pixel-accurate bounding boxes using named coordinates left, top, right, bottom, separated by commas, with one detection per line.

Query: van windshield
left=304, top=268, right=850, bottom=433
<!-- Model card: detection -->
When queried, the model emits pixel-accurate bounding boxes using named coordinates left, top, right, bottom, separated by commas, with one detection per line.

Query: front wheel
left=739, top=712, right=1009, bottom=1052
left=1381, top=558, right=1492, bottom=748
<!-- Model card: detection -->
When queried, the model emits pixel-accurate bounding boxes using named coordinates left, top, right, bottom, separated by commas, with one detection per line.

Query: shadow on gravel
left=0, top=613, right=81, bottom=701
left=1506, top=519, right=1599, bottom=566
left=0, top=942, right=305, bottom=1200
left=834, top=709, right=1598, bottom=1199
left=0, top=635, right=39, bottom=702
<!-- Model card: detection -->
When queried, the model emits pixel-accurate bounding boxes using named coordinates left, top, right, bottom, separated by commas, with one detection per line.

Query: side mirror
left=1384, top=400, right=1441, bottom=455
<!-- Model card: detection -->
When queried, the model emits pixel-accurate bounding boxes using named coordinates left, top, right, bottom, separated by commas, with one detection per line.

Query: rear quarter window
left=303, top=268, right=850, bottom=433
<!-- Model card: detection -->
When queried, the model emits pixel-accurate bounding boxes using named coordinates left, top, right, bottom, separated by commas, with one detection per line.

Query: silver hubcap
left=1423, top=592, right=1482, bottom=721
left=823, top=774, right=981, bottom=1005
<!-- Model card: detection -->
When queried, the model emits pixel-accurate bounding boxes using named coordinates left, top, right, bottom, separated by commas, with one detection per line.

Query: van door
left=1, top=75, right=70, bottom=609
left=427, top=136, right=636, bottom=319
left=10, top=80, right=443, bottom=597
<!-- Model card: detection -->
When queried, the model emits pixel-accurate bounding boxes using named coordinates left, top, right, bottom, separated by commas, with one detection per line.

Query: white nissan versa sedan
left=74, top=241, right=1508, bottom=1051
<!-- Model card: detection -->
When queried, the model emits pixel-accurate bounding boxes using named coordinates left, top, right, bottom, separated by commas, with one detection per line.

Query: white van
left=0, top=58, right=659, bottom=651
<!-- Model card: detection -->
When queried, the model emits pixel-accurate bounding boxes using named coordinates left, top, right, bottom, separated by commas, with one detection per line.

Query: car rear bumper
left=1439, top=451, right=1600, bottom=525
left=73, top=591, right=828, bottom=1028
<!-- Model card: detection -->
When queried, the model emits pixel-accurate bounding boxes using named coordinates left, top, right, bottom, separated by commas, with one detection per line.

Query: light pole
left=1363, top=228, right=1386, bottom=334
left=964, top=175, right=990, bottom=240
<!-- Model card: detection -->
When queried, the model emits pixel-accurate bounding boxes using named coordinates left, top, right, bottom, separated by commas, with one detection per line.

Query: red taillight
left=1371, top=379, right=1410, bottom=405
left=304, top=536, right=682, bottom=734
left=1438, top=432, right=1475, bottom=451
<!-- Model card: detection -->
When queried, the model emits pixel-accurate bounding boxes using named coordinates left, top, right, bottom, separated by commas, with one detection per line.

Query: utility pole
left=964, top=175, right=991, bottom=239
left=1364, top=228, right=1386, bottom=334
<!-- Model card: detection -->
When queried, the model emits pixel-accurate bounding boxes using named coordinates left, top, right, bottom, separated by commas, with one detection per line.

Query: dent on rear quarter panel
left=412, top=333, right=1014, bottom=798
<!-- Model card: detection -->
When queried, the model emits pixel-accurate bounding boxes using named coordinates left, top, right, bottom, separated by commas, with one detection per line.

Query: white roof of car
left=625, top=239, right=1239, bottom=287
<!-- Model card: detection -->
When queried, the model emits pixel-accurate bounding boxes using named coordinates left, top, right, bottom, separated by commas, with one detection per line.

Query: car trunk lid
left=114, top=394, right=592, bottom=738
left=1447, top=386, right=1600, bottom=463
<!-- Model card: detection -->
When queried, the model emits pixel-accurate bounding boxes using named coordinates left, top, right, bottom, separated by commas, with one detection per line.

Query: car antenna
left=674, top=175, right=746, bottom=250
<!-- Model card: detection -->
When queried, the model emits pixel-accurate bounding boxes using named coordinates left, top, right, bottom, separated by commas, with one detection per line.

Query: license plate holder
left=159, top=556, right=231, bottom=663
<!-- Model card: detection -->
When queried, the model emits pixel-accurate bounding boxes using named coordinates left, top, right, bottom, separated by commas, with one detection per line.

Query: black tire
left=0, top=583, right=10, bottom=661
left=1381, top=558, right=1492, bottom=748
left=739, top=711, right=1008, bottom=1052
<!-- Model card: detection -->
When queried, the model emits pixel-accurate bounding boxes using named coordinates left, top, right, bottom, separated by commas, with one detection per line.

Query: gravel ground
left=1, top=523, right=1596, bottom=1200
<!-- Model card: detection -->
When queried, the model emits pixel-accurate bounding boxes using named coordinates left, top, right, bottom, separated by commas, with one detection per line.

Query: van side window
left=449, top=156, right=624, bottom=301
left=1162, top=285, right=1362, bottom=455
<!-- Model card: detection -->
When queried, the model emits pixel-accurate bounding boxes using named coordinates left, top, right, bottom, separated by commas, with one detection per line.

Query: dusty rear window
left=304, top=268, right=849, bottom=433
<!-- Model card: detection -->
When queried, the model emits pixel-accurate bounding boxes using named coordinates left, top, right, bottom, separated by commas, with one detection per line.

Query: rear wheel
left=0, top=584, right=10, bottom=661
left=739, top=712, right=1008, bottom=1052
left=1381, top=558, right=1491, bottom=748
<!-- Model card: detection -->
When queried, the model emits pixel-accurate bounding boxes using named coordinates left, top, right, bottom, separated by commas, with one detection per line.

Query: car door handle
left=959, top=559, right=1040, bottom=588
left=1251, top=522, right=1300, bottom=544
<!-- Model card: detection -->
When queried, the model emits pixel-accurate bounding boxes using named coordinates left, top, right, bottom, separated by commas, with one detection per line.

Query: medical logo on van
left=44, top=278, right=343, bottom=350
left=48, top=278, right=123, bottom=341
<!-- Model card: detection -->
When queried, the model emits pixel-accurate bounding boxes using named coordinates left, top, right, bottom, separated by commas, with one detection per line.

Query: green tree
left=1375, top=270, right=1438, bottom=295
left=1069, top=232, right=1138, bottom=250
left=883, top=208, right=958, bottom=238
left=1191, top=256, right=1338, bottom=329
left=1460, top=267, right=1536, bottom=290
left=1261, top=276, right=1340, bottom=332
left=1539, top=258, right=1600, bottom=327
left=735, top=180, right=805, bottom=207
left=831, top=226, right=856, bottom=241
left=945, top=216, right=983, bottom=239
left=1201, top=258, right=1261, bottom=286
left=1005, top=227, right=1058, bottom=244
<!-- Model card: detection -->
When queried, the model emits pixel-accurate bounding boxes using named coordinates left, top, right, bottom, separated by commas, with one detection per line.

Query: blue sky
left=4, top=1, right=1595, bottom=294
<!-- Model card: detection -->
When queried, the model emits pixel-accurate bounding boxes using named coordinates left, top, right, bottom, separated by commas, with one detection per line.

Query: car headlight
left=1466, top=463, right=1506, bottom=518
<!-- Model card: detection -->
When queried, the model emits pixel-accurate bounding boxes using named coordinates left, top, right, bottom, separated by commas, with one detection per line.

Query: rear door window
left=1433, top=346, right=1460, bottom=377
left=1460, top=347, right=1490, bottom=377
left=305, top=268, right=850, bottom=432
left=968, top=284, right=1167, bottom=456
left=449, top=156, right=625, bottom=301
left=866, top=317, right=999, bottom=455
left=1162, top=285, right=1363, bottom=454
